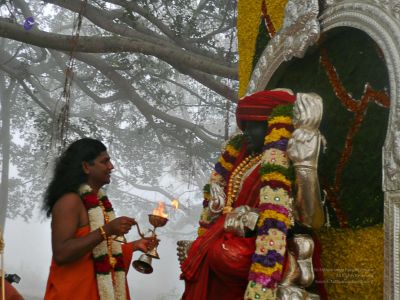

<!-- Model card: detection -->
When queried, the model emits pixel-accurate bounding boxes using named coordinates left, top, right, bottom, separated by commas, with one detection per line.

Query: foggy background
left=0, top=0, right=238, bottom=298
left=4, top=208, right=200, bottom=299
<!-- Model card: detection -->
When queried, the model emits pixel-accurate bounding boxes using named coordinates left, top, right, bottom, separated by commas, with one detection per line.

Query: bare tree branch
left=0, top=19, right=237, bottom=79
left=74, top=52, right=223, bottom=147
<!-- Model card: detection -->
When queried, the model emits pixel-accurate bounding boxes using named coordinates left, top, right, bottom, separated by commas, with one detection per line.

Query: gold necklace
left=224, top=153, right=262, bottom=213
left=99, top=200, right=117, bottom=268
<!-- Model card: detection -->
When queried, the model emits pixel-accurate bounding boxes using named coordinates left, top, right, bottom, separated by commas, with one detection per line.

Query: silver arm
left=224, top=205, right=259, bottom=237
left=287, top=93, right=325, bottom=229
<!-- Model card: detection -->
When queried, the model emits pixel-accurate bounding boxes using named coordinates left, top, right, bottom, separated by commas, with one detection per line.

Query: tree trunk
left=0, top=75, right=16, bottom=231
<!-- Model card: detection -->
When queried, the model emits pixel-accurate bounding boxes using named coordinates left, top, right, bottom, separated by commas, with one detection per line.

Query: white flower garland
left=79, top=184, right=127, bottom=300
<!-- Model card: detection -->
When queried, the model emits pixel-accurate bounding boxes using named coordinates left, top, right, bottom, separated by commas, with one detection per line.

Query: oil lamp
left=132, top=202, right=168, bottom=274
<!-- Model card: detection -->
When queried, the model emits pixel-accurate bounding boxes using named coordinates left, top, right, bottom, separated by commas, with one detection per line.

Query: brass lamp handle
left=134, top=223, right=145, bottom=239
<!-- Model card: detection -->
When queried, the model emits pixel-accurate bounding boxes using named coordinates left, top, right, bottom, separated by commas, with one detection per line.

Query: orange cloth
left=0, top=279, right=24, bottom=300
left=44, top=225, right=134, bottom=300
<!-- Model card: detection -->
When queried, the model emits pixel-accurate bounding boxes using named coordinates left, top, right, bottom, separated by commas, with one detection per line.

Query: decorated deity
left=177, top=89, right=326, bottom=300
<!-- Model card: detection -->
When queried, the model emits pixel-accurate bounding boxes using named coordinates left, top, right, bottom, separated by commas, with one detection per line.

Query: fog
left=4, top=207, right=199, bottom=299
left=0, top=1, right=237, bottom=299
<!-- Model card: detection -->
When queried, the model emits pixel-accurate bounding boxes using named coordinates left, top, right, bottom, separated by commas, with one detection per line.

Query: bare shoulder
left=51, top=192, right=86, bottom=233
left=52, top=192, right=84, bottom=216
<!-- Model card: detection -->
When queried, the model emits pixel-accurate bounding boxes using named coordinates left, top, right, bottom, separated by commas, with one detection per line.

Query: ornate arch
left=246, top=0, right=400, bottom=298
left=320, top=2, right=400, bottom=298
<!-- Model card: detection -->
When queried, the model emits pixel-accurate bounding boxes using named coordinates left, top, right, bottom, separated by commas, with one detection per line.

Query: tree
left=0, top=73, right=17, bottom=230
left=0, top=0, right=238, bottom=228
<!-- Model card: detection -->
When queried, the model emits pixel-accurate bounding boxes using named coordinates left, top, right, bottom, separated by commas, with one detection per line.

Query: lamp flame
left=152, top=202, right=168, bottom=218
left=171, top=199, right=179, bottom=209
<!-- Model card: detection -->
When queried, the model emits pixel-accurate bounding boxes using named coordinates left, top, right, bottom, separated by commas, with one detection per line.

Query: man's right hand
left=104, top=216, right=137, bottom=236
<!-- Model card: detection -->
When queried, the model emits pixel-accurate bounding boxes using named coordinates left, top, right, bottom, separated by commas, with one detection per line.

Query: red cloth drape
left=181, top=146, right=263, bottom=299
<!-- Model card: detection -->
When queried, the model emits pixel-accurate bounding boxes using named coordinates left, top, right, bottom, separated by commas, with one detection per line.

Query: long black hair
left=43, top=138, right=107, bottom=217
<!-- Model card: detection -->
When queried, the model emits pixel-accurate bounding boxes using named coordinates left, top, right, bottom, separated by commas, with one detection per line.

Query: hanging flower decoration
left=237, top=0, right=288, bottom=97
left=197, top=134, right=245, bottom=236
left=245, top=104, right=294, bottom=299
left=79, top=184, right=126, bottom=300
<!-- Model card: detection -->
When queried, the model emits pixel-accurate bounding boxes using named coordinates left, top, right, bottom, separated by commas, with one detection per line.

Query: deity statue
left=177, top=89, right=325, bottom=300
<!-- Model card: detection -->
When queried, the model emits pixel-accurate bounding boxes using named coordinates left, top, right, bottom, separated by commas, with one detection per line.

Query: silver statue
left=277, top=92, right=326, bottom=300
left=177, top=240, right=193, bottom=265
left=208, top=182, right=226, bottom=214
left=280, top=235, right=315, bottom=286
left=177, top=92, right=326, bottom=299
left=287, top=92, right=325, bottom=229
left=223, top=205, right=259, bottom=237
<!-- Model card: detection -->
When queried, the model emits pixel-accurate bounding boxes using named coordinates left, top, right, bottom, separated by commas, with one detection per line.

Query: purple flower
left=258, top=219, right=288, bottom=235
left=214, top=162, right=228, bottom=180
left=252, top=250, right=284, bottom=267
left=23, top=17, right=35, bottom=31
left=264, top=139, right=289, bottom=151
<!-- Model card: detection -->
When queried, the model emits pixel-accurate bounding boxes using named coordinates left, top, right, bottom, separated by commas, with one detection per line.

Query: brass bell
left=132, top=254, right=153, bottom=274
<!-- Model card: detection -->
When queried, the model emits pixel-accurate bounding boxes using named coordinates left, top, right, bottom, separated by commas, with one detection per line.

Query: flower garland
left=245, top=104, right=294, bottom=299
left=197, top=104, right=294, bottom=300
left=237, top=0, right=288, bottom=97
left=198, top=134, right=245, bottom=237
left=79, top=184, right=126, bottom=300
left=238, top=0, right=264, bottom=97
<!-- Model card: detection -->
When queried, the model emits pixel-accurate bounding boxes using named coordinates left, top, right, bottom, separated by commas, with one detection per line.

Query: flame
left=171, top=199, right=179, bottom=209
left=152, top=202, right=168, bottom=218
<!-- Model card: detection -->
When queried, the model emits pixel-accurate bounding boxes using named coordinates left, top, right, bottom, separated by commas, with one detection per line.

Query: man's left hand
left=133, top=237, right=158, bottom=253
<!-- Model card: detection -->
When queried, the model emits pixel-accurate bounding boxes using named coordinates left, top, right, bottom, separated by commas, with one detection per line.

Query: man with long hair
left=43, top=138, right=155, bottom=300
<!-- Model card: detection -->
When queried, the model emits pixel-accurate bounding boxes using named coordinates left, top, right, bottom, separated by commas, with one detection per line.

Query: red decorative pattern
left=261, top=0, right=276, bottom=38
left=320, top=48, right=390, bottom=227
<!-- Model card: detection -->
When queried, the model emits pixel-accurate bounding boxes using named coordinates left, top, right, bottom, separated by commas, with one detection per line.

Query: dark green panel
left=261, top=27, right=389, bottom=227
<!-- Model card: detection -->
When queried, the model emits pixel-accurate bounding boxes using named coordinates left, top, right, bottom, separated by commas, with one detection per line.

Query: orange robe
left=44, top=226, right=134, bottom=300
left=0, top=279, right=24, bottom=300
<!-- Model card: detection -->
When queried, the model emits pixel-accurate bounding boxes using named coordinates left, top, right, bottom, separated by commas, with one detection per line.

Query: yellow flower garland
left=264, top=128, right=292, bottom=143
left=250, top=263, right=283, bottom=275
left=237, top=0, right=289, bottom=96
left=226, top=144, right=241, bottom=157
left=268, top=115, right=292, bottom=125
left=261, top=172, right=292, bottom=187
left=238, top=0, right=263, bottom=97
left=257, top=210, right=291, bottom=227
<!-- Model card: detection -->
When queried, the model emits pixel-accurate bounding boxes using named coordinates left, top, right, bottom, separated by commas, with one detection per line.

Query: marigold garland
left=79, top=184, right=126, bottom=300
left=245, top=103, right=294, bottom=300
left=238, top=0, right=288, bottom=97
left=238, top=0, right=264, bottom=97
